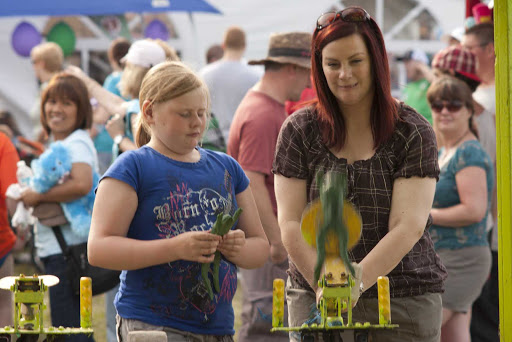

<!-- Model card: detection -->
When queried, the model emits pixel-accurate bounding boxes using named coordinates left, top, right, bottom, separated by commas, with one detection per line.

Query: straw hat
left=248, top=32, right=312, bottom=69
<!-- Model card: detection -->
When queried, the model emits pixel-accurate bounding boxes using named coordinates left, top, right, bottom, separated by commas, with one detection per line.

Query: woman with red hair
left=273, top=6, right=446, bottom=341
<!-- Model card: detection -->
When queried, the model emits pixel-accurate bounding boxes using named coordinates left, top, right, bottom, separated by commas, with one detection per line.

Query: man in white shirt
left=199, top=26, right=262, bottom=143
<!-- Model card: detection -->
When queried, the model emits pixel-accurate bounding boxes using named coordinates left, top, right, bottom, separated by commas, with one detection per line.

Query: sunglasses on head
left=316, top=7, right=371, bottom=30
left=431, top=100, right=464, bottom=113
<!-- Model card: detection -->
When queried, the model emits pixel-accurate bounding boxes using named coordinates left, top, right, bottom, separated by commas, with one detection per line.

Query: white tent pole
left=188, top=12, right=201, bottom=69
left=375, top=0, right=384, bottom=28
left=81, top=48, right=90, bottom=75
left=384, top=4, right=425, bottom=41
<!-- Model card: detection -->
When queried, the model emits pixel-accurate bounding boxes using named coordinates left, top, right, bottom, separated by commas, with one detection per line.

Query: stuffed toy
left=29, top=141, right=99, bottom=238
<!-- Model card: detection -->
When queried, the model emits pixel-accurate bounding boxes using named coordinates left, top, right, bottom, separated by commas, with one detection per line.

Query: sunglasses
left=316, top=7, right=371, bottom=30
left=430, top=100, right=464, bottom=113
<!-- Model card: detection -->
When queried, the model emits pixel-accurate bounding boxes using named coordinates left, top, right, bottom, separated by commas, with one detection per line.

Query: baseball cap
left=121, top=40, right=166, bottom=68
left=431, top=45, right=480, bottom=82
left=396, top=48, right=429, bottom=65
left=442, top=27, right=465, bottom=44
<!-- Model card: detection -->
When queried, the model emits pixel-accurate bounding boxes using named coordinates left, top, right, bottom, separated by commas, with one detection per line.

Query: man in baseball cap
left=398, top=48, right=433, bottom=124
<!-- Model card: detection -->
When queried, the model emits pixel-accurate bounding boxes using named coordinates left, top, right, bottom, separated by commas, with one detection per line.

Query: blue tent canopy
left=0, top=0, right=221, bottom=17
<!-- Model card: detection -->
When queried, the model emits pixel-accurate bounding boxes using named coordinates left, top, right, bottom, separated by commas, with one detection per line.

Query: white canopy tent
left=0, top=0, right=465, bottom=137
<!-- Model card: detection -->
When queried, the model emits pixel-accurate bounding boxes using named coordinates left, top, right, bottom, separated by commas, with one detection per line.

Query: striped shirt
left=272, top=104, right=447, bottom=298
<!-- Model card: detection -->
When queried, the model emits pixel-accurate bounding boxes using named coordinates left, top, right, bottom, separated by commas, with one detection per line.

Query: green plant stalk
left=202, top=208, right=243, bottom=299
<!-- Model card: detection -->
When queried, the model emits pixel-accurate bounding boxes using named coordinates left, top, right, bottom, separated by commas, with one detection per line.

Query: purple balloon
left=11, top=21, right=42, bottom=57
left=144, top=19, right=169, bottom=41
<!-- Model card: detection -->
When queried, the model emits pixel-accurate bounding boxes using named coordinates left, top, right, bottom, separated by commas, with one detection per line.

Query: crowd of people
left=0, top=4, right=499, bottom=342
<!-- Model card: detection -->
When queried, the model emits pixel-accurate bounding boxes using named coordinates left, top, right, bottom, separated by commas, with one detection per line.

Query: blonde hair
left=119, top=63, right=149, bottom=99
left=152, top=39, right=180, bottom=62
left=30, top=42, right=64, bottom=72
left=136, top=61, right=211, bottom=147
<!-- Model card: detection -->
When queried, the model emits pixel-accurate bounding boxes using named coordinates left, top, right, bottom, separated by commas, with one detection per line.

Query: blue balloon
left=11, top=21, right=42, bottom=57
left=144, top=19, right=169, bottom=41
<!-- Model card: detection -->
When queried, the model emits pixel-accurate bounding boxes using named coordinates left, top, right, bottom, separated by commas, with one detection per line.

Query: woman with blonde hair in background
left=68, top=39, right=177, bottom=157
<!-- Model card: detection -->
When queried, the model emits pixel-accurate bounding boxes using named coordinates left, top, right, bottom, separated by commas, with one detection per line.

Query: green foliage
left=201, top=208, right=243, bottom=299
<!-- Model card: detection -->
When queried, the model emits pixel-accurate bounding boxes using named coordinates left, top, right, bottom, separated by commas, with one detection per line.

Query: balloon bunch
left=11, top=21, right=76, bottom=57
left=144, top=19, right=170, bottom=41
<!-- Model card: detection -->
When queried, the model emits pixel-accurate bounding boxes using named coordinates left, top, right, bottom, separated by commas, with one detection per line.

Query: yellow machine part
left=301, top=199, right=362, bottom=254
left=272, top=279, right=285, bottom=328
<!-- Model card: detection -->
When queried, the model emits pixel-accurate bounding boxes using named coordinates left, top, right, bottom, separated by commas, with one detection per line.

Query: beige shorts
left=437, top=246, right=492, bottom=313
left=286, top=277, right=442, bottom=342
left=116, top=315, right=234, bottom=342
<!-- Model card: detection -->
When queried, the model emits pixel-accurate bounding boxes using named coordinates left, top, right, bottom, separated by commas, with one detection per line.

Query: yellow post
left=80, top=277, right=92, bottom=329
left=272, top=279, right=285, bottom=328
left=495, top=0, right=512, bottom=340
left=377, top=276, right=391, bottom=325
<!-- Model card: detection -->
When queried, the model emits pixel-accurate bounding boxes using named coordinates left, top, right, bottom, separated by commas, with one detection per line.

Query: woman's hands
left=217, top=229, right=246, bottom=260
left=20, top=189, right=42, bottom=208
left=176, top=231, right=221, bottom=263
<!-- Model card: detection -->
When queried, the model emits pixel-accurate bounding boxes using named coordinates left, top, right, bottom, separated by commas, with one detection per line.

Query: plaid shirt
left=272, top=104, right=447, bottom=298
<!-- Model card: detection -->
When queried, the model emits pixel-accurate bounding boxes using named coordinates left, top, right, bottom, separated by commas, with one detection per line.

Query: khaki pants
left=286, top=277, right=442, bottom=342
left=116, top=315, right=234, bottom=342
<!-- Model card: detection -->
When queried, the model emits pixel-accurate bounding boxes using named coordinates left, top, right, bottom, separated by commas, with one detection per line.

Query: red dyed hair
left=311, top=11, right=398, bottom=149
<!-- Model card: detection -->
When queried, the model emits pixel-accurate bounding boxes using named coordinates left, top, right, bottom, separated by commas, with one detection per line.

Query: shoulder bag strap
left=51, top=225, right=71, bottom=256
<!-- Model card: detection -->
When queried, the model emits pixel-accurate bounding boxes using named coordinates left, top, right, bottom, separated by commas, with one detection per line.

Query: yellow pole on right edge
left=494, top=0, right=512, bottom=340
left=80, top=277, right=92, bottom=329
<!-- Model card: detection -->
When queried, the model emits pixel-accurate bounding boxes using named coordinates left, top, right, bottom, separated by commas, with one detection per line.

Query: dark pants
left=470, top=250, right=499, bottom=342
left=42, top=254, right=95, bottom=342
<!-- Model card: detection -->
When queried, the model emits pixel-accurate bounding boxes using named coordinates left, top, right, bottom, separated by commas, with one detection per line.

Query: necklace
left=450, top=129, right=470, bottom=148
left=439, top=129, right=470, bottom=168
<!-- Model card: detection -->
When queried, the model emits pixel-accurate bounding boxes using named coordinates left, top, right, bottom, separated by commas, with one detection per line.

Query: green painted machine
left=0, top=274, right=93, bottom=342
left=271, top=172, right=398, bottom=341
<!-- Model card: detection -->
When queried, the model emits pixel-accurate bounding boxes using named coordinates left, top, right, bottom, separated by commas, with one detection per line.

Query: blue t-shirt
left=103, top=71, right=123, bottom=97
left=104, top=146, right=249, bottom=335
left=431, top=140, right=493, bottom=250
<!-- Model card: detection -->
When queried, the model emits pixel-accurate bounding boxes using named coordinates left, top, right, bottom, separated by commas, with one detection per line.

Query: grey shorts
left=286, top=277, right=442, bottom=342
left=116, top=315, right=234, bottom=342
left=437, top=246, right=491, bottom=313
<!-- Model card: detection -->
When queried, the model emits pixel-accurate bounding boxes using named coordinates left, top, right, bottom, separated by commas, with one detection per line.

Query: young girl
left=88, top=61, right=269, bottom=341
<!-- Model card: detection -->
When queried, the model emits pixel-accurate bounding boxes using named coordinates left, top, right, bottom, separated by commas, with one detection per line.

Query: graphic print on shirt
left=149, top=169, right=238, bottom=321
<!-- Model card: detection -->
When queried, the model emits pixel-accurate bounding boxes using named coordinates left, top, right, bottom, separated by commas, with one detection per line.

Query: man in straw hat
left=227, top=31, right=312, bottom=342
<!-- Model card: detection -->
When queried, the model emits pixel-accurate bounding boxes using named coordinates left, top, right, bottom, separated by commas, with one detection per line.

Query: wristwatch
left=113, top=134, right=125, bottom=145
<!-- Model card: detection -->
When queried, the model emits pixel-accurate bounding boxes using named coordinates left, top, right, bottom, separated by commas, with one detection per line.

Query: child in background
left=88, top=61, right=269, bottom=341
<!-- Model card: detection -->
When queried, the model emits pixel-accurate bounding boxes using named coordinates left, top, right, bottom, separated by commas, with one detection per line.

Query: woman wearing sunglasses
left=427, top=76, right=493, bottom=342
left=273, top=6, right=447, bottom=341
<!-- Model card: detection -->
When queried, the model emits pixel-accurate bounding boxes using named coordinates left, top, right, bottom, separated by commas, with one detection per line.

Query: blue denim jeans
left=42, top=254, right=95, bottom=342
